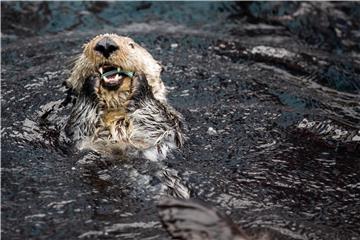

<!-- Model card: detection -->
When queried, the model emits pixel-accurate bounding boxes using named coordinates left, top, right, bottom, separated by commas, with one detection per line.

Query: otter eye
left=129, top=43, right=135, bottom=49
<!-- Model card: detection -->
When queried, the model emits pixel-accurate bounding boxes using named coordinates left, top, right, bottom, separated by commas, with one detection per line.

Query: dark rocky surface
left=1, top=2, right=360, bottom=240
left=158, top=198, right=255, bottom=240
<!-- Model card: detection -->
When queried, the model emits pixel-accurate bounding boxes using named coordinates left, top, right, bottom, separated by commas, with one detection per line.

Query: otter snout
left=69, top=34, right=166, bottom=101
left=94, top=36, right=119, bottom=58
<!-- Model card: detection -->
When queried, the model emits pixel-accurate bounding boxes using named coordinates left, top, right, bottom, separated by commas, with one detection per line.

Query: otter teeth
left=99, top=67, right=103, bottom=74
left=102, top=74, right=121, bottom=82
left=115, top=74, right=123, bottom=81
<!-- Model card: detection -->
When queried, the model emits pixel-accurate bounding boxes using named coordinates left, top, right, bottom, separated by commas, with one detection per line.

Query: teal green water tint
left=101, top=69, right=134, bottom=78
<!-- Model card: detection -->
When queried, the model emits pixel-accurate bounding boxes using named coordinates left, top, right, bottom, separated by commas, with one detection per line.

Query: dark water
left=1, top=2, right=360, bottom=240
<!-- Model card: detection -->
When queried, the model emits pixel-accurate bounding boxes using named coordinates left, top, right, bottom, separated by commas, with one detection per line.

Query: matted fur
left=65, top=34, right=185, bottom=161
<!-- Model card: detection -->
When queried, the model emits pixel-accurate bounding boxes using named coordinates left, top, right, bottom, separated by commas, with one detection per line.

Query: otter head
left=66, top=33, right=166, bottom=101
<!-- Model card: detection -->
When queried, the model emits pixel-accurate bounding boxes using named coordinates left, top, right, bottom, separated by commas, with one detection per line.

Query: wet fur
left=65, top=34, right=185, bottom=161
left=66, top=33, right=166, bottom=102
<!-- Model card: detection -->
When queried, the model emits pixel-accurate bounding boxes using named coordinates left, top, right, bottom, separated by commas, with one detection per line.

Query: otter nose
left=94, top=37, right=119, bottom=58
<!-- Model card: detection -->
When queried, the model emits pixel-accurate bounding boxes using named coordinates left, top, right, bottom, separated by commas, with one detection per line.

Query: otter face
left=67, top=33, right=166, bottom=101
left=84, top=35, right=137, bottom=91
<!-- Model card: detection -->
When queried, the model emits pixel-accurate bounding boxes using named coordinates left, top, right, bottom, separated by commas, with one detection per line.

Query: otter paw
left=83, top=75, right=100, bottom=97
left=132, top=72, right=152, bottom=95
left=126, top=73, right=153, bottom=109
left=126, top=73, right=154, bottom=111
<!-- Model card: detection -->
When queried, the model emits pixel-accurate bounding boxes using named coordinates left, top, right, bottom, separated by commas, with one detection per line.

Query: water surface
left=2, top=2, right=360, bottom=240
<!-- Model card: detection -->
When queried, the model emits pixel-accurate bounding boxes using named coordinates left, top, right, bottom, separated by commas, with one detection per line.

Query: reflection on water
left=76, top=151, right=190, bottom=201
left=2, top=2, right=360, bottom=240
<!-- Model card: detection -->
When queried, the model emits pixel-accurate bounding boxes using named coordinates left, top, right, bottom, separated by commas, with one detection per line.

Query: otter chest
left=96, top=78, right=133, bottom=142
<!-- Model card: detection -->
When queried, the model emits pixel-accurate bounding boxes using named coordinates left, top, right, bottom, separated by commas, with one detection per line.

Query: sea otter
left=64, top=34, right=185, bottom=161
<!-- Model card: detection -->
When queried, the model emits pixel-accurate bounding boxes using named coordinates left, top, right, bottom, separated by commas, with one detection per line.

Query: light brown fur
left=65, top=34, right=185, bottom=160
left=66, top=33, right=166, bottom=102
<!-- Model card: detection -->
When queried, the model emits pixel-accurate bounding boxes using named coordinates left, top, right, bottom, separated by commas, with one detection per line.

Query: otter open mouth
left=98, top=65, right=134, bottom=89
